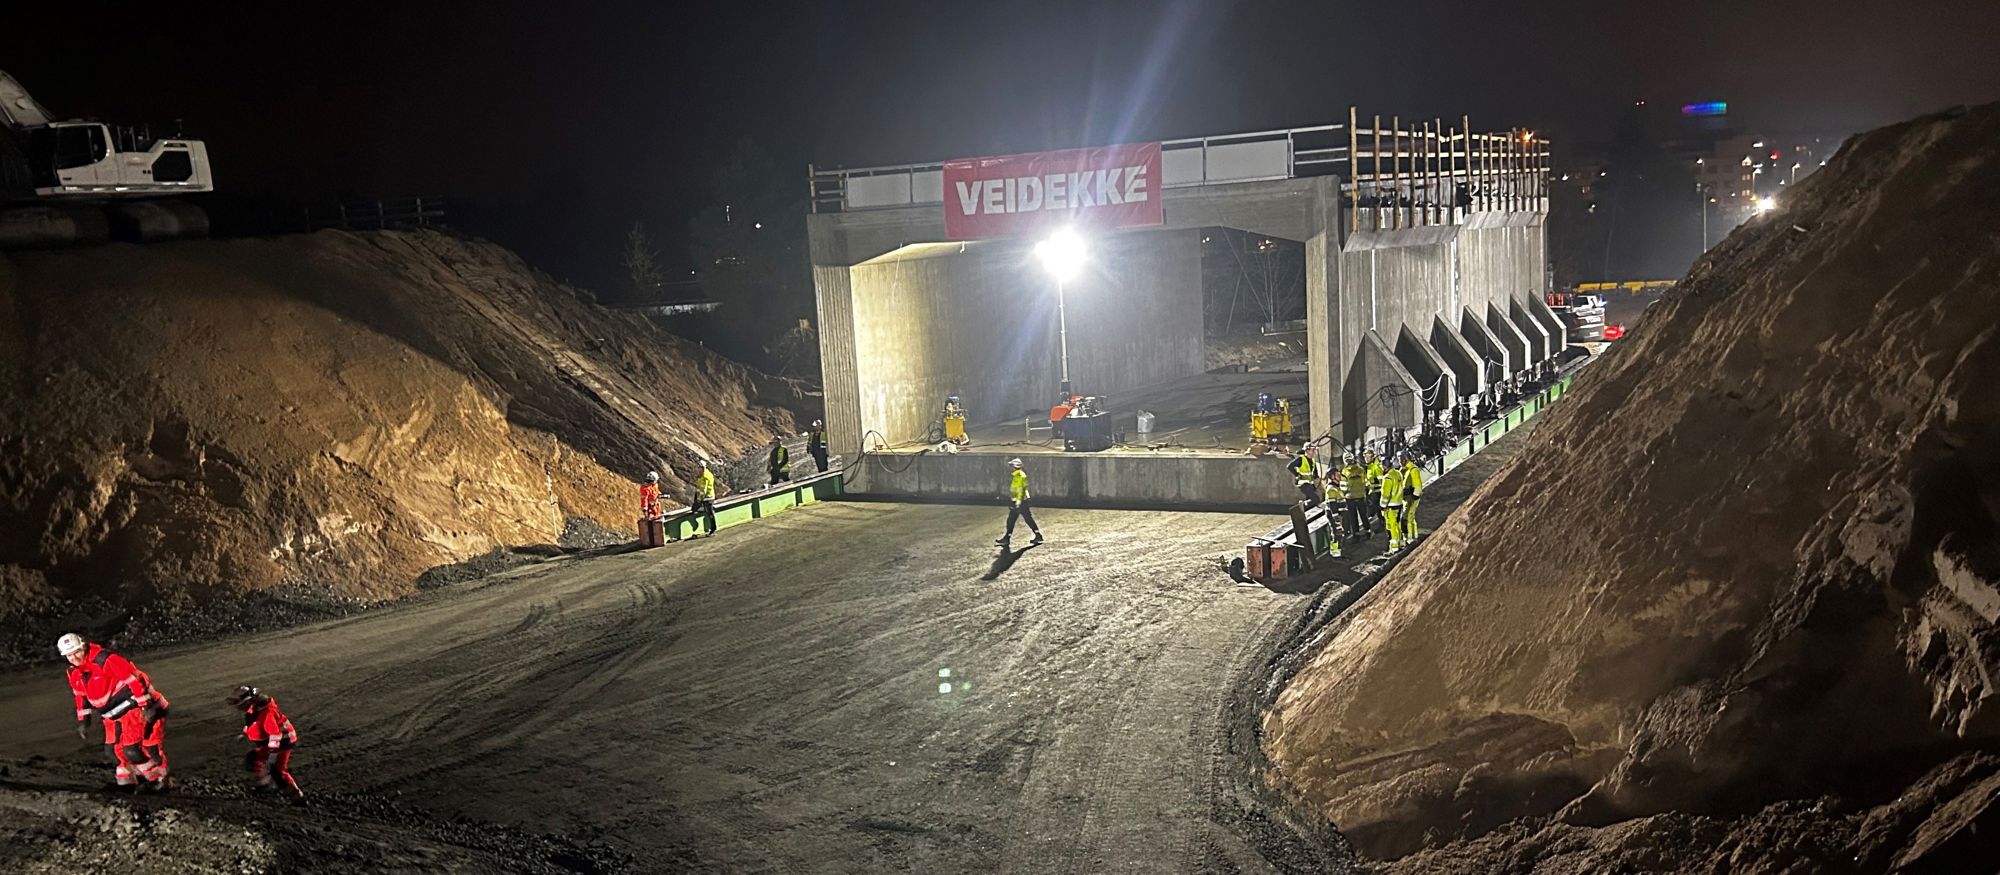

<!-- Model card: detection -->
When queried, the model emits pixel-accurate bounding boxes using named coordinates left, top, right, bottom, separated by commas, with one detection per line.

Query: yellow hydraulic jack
left=1251, top=395, right=1297, bottom=445
left=942, top=395, right=970, bottom=445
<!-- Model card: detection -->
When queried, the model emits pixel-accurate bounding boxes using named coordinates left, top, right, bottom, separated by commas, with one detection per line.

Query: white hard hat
left=57, top=633, right=85, bottom=656
left=646, top=471, right=660, bottom=482
left=699, top=458, right=710, bottom=468
left=1009, top=457, right=1024, bottom=467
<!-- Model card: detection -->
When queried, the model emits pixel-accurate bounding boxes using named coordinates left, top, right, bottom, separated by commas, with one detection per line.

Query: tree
left=622, top=221, right=667, bottom=298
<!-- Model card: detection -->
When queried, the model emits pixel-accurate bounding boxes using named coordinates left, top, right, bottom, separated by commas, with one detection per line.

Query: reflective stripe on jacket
left=67, top=644, right=149, bottom=721
left=244, top=697, right=300, bottom=749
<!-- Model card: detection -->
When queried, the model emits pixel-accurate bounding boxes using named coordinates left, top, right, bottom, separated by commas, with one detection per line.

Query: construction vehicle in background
left=1546, top=291, right=1607, bottom=343
left=1, top=68, right=213, bottom=248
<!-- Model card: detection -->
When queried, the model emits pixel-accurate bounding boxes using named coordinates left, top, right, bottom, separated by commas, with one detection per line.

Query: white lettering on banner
left=942, top=143, right=1160, bottom=238
left=1124, top=165, right=1149, bottom=202
left=946, top=161, right=1155, bottom=223
left=1019, top=175, right=1043, bottom=211
left=1096, top=167, right=1124, bottom=204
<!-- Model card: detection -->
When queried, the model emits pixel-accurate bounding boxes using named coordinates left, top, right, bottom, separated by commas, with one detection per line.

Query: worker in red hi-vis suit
left=131, top=667, right=173, bottom=790
left=58, top=633, right=168, bottom=791
left=229, top=685, right=304, bottom=802
left=640, top=470, right=664, bottom=520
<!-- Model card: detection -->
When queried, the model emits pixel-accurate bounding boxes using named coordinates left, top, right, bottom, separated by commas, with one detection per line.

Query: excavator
left=0, top=68, right=212, bottom=247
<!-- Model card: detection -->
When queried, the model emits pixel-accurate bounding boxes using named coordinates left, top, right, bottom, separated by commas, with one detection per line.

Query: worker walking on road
left=1380, top=460, right=1407, bottom=550
left=59, top=633, right=169, bottom=792
left=229, top=685, right=304, bottom=803
left=688, top=459, right=719, bottom=538
left=996, top=457, right=1044, bottom=548
left=767, top=436, right=791, bottom=486
left=1339, top=452, right=1372, bottom=539
left=1400, top=452, right=1426, bottom=542
left=1291, top=446, right=1323, bottom=508
left=807, top=420, right=829, bottom=473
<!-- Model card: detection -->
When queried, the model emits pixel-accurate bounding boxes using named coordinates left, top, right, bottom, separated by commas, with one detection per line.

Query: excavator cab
left=23, top=121, right=210, bottom=196
left=2, top=68, right=214, bottom=246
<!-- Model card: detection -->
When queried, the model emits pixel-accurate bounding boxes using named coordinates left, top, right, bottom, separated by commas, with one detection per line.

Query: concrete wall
left=1342, top=329, right=1422, bottom=441
left=849, top=451, right=1297, bottom=512
left=813, top=175, right=1546, bottom=456
left=1430, top=315, right=1484, bottom=398
left=1455, top=212, right=1544, bottom=317
left=845, top=230, right=1203, bottom=446
left=1394, top=324, right=1453, bottom=411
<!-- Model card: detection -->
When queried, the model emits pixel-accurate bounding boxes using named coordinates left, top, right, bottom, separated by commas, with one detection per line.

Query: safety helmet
left=1009, top=458, right=1024, bottom=468
left=57, top=633, right=86, bottom=657
left=699, top=458, right=710, bottom=468
left=227, top=685, right=259, bottom=706
left=812, top=419, right=823, bottom=428
left=646, top=471, right=660, bottom=482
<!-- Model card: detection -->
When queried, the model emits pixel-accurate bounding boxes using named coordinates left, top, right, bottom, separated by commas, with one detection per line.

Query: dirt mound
left=1263, top=102, right=2000, bottom=866
left=0, top=230, right=798, bottom=631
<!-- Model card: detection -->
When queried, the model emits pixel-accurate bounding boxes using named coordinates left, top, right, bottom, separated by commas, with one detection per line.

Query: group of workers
left=55, top=633, right=303, bottom=801
left=1292, top=445, right=1426, bottom=551
left=637, top=421, right=834, bottom=541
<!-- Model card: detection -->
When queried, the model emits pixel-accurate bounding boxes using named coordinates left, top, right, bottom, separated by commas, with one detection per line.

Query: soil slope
left=1265, top=102, right=2000, bottom=867
left=0, top=230, right=796, bottom=625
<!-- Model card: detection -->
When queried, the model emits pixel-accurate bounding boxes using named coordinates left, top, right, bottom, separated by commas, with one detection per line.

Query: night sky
left=6, top=0, right=1996, bottom=285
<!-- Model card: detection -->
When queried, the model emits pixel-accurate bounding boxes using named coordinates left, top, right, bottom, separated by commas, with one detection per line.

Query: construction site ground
left=0, top=425, right=1534, bottom=874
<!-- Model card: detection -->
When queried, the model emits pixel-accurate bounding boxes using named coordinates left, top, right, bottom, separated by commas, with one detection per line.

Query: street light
left=1755, top=196, right=1777, bottom=214
left=1034, top=228, right=1088, bottom=394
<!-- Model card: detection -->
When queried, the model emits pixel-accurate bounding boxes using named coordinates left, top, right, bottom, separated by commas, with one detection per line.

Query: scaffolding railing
left=807, top=108, right=1551, bottom=226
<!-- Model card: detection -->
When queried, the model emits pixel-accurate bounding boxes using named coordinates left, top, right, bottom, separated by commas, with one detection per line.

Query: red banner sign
left=942, top=142, right=1164, bottom=240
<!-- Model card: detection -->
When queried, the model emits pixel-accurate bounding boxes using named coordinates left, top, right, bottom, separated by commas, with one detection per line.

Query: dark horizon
left=5, top=0, right=1996, bottom=286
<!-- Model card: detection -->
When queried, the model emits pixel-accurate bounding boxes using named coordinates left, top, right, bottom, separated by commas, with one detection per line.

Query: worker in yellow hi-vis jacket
left=1399, top=453, right=1425, bottom=542
left=996, top=458, right=1043, bottom=547
left=1379, top=460, right=1407, bottom=551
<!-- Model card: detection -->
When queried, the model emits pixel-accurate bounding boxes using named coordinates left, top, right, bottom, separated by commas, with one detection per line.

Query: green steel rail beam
left=662, top=470, right=846, bottom=540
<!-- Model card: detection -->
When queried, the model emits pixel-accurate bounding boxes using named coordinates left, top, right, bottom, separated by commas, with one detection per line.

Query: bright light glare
left=1034, top=228, right=1088, bottom=281
left=1755, top=196, right=1777, bottom=213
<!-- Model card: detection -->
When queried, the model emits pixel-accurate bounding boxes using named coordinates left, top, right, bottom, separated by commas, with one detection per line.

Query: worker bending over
left=1400, top=453, right=1426, bottom=542
left=996, top=457, right=1044, bottom=547
left=767, top=437, right=791, bottom=486
left=59, top=633, right=171, bottom=792
left=229, top=685, right=304, bottom=802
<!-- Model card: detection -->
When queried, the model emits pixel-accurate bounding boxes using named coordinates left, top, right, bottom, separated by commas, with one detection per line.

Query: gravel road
left=0, top=425, right=1533, bottom=873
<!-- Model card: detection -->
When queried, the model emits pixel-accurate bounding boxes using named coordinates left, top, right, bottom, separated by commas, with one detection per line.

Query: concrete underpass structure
left=811, top=113, right=1558, bottom=506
